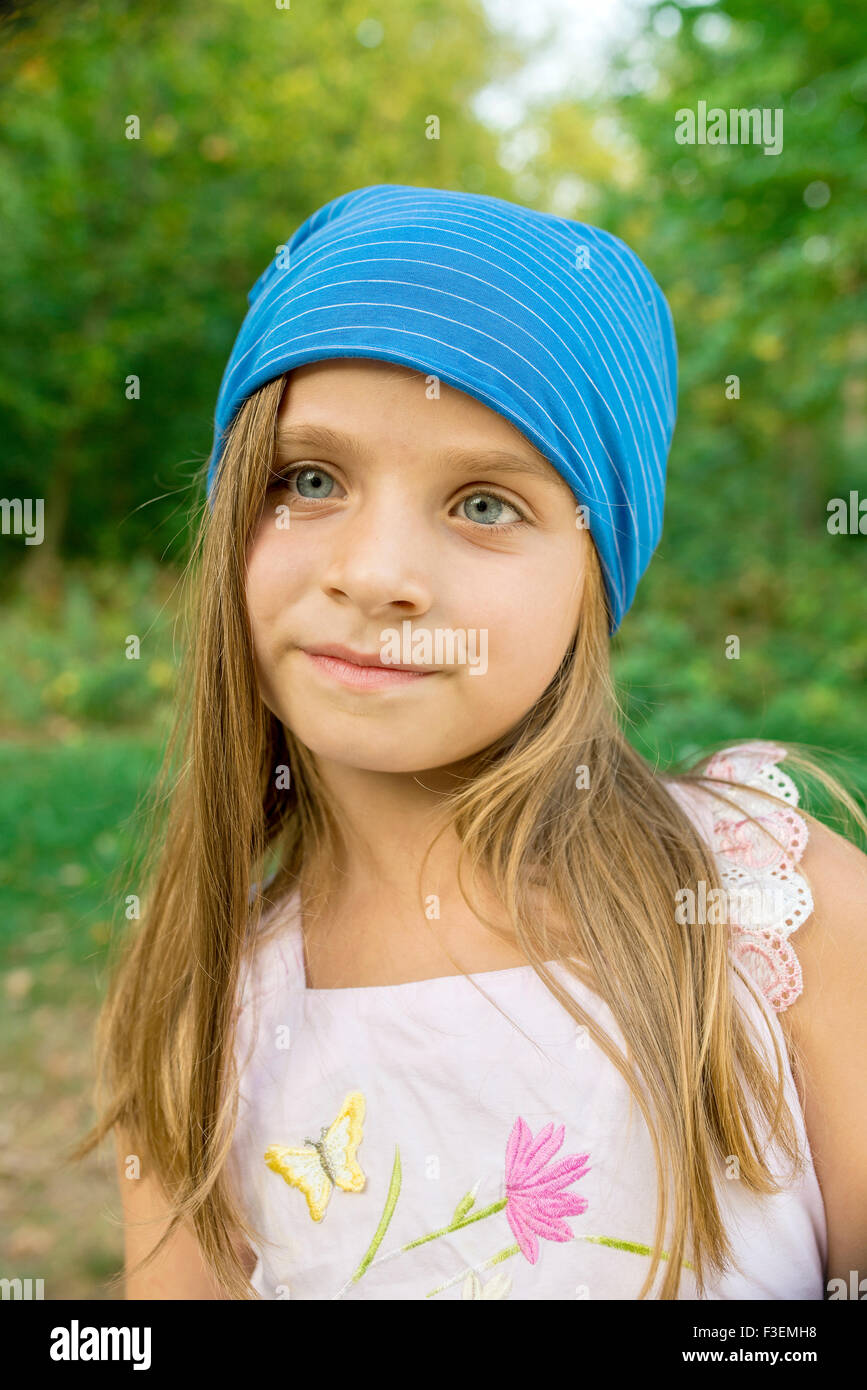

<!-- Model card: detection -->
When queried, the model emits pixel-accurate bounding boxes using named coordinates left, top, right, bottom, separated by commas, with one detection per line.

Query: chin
left=286, top=722, right=479, bottom=776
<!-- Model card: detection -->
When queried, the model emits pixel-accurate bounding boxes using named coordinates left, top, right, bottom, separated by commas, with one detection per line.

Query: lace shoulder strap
left=670, top=740, right=814, bottom=1014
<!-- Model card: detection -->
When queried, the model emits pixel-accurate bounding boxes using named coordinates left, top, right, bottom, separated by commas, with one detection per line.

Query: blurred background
left=1, top=0, right=864, bottom=1297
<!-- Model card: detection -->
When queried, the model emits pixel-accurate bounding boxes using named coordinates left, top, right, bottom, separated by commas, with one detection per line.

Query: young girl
left=74, top=184, right=867, bottom=1300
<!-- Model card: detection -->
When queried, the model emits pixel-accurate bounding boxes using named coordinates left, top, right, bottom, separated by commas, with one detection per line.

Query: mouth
left=299, top=644, right=440, bottom=692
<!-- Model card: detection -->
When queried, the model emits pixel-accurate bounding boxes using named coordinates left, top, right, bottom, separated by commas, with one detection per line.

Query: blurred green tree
left=0, top=0, right=524, bottom=575
left=528, top=0, right=866, bottom=627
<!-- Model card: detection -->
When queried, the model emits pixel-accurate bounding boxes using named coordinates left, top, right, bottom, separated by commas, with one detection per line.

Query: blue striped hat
left=206, top=183, right=677, bottom=634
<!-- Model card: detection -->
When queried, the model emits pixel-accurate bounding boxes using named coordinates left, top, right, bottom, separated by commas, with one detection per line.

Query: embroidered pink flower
left=504, top=1117, right=590, bottom=1264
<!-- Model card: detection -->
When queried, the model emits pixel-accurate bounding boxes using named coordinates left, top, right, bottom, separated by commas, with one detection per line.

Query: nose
left=318, top=486, right=435, bottom=616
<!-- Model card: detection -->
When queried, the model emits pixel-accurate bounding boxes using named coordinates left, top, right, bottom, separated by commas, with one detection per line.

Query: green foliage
left=0, top=731, right=162, bottom=965
left=515, top=0, right=867, bottom=777
left=0, top=558, right=179, bottom=730
left=531, top=0, right=866, bottom=595
left=0, top=0, right=522, bottom=566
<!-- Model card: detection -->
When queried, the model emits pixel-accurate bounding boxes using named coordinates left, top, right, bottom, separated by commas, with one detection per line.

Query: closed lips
left=302, top=643, right=439, bottom=672
left=300, top=648, right=440, bottom=690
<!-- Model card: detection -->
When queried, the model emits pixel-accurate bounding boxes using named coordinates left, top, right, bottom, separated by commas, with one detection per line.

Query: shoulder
left=780, top=813, right=867, bottom=1282
left=666, top=739, right=815, bottom=1011
left=669, top=739, right=867, bottom=1279
left=672, top=738, right=867, bottom=1281
left=788, top=813, right=867, bottom=1017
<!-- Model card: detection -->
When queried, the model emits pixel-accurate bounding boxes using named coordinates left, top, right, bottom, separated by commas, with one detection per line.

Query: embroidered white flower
left=461, top=1269, right=513, bottom=1299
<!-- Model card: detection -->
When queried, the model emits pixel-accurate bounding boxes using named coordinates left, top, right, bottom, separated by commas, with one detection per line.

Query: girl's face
left=245, top=358, right=588, bottom=774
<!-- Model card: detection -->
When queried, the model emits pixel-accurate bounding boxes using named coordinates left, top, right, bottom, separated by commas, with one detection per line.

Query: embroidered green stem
left=450, top=1179, right=480, bottom=1225
left=345, top=1196, right=509, bottom=1290
left=424, top=1233, right=696, bottom=1298
left=576, top=1233, right=695, bottom=1272
left=343, top=1145, right=402, bottom=1291
left=331, top=1164, right=505, bottom=1300
left=398, top=1197, right=508, bottom=1252
left=367, top=1197, right=508, bottom=1270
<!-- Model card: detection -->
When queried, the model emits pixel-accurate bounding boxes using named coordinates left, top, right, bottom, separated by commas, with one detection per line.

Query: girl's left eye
left=270, top=466, right=527, bottom=534
left=454, top=490, right=526, bottom=533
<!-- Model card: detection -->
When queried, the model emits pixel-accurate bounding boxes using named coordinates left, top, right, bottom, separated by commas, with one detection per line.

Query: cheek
left=468, top=551, right=582, bottom=675
left=245, top=529, right=302, bottom=653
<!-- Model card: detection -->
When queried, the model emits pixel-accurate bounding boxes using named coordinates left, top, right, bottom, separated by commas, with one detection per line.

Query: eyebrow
left=274, top=422, right=558, bottom=484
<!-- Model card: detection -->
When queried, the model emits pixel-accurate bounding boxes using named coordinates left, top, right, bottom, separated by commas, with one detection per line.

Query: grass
left=0, top=734, right=164, bottom=1299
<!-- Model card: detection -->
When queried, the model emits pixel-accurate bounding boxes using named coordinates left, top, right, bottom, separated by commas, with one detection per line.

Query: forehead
left=275, top=358, right=563, bottom=485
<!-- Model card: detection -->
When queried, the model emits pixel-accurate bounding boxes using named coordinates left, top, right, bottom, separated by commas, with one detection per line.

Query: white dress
left=226, top=741, right=827, bottom=1300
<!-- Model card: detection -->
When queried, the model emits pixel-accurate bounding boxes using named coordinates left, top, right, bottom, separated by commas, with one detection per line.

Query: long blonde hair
left=71, top=372, right=867, bottom=1299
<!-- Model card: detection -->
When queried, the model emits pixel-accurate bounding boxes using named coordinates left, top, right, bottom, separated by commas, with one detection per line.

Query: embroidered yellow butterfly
left=264, top=1091, right=366, bottom=1222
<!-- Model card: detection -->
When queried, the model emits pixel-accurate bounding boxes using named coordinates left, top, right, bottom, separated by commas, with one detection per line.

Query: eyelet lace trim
left=697, top=740, right=813, bottom=1013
